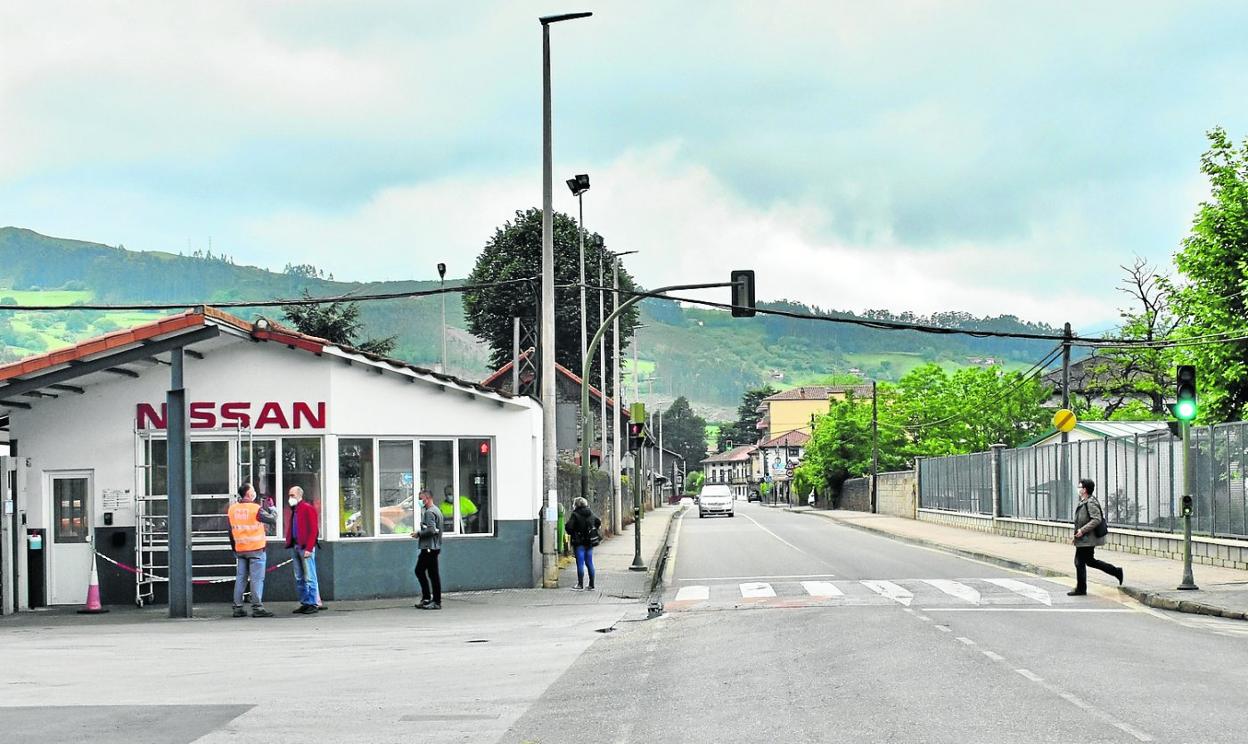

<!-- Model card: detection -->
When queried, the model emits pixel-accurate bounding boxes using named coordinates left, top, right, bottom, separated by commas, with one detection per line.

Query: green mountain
left=0, top=227, right=1060, bottom=419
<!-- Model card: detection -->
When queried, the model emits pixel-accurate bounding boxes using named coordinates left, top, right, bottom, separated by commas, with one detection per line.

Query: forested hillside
left=1, top=227, right=1065, bottom=416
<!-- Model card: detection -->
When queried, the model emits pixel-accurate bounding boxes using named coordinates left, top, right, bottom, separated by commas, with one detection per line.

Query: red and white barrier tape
left=94, top=550, right=293, bottom=585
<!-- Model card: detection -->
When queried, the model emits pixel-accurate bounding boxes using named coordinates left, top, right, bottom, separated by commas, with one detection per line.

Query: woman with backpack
left=1069, top=478, right=1124, bottom=596
left=565, top=497, right=602, bottom=591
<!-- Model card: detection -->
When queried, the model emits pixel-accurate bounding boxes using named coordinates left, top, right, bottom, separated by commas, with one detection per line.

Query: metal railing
left=918, top=421, right=1248, bottom=539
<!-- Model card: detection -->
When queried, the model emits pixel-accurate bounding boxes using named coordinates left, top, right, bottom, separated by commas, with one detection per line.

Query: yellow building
left=760, top=385, right=873, bottom=440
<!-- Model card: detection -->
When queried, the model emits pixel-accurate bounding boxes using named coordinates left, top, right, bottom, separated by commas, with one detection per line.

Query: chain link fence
left=919, top=421, right=1248, bottom=539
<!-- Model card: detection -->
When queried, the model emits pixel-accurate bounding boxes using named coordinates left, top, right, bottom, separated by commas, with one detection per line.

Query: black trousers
left=1074, top=546, right=1118, bottom=591
left=415, top=548, right=441, bottom=603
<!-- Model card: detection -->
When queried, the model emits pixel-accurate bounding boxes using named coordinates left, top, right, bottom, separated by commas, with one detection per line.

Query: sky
left=3, top=1, right=1248, bottom=331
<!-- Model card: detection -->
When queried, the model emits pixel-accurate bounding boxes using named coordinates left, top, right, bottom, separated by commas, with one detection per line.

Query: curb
left=790, top=508, right=1248, bottom=622
left=648, top=505, right=688, bottom=598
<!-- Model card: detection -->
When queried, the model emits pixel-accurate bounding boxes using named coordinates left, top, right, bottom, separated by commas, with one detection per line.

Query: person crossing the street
left=1069, top=478, right=1124, bottom=596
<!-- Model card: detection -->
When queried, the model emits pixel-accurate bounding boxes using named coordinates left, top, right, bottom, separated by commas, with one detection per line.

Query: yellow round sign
left=1053, top=408, right=1077, bottom=433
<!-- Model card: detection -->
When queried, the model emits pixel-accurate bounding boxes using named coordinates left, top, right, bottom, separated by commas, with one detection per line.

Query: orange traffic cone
left=77, top=552, right=110, bottom=614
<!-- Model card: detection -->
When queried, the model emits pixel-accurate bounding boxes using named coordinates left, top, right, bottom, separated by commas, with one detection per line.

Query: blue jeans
left=574, top=545, right=595, bottom=587
left=291, top=548, right=319, bottom=606
left=233, top=552, right=267, bottom=607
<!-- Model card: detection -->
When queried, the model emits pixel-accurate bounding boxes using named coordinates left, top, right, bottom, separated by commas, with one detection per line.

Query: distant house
left=700, top=444, right=756, bottom=500
left=755, top=429, right=810, bottom=503
left=759, top=385, right=873, bottom=441
left=481, top=350, right=627, bottom=466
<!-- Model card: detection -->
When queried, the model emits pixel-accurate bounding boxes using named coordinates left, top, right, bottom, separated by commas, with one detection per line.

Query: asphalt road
left=501, top=500, right=1248, bottom=744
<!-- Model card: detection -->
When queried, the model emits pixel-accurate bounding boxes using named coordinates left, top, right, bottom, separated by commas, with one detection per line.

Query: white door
left=47, top=471, right=94, bottom=605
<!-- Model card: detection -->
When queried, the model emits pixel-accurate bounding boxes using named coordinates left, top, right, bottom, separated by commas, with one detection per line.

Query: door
left=47, top=471, right=93, bottom=605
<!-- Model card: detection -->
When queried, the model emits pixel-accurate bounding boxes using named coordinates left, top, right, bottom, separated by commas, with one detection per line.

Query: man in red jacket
left=284, top=486, right=320, bottom=614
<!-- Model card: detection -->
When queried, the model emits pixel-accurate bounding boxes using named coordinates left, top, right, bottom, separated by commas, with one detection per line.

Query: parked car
left=698, top=484, right=734, bottom=518
left=747, top=490, right=762, bottom=503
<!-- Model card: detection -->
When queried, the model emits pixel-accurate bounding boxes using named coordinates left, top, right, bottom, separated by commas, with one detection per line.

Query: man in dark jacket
left=285, top=486, right=320, bottom=614
left=1069, top=478, right=1124, bottom=596
left=412, top=489, right=443, bottom=610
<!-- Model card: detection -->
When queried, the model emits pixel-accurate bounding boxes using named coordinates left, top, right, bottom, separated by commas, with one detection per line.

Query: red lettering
left=292, top=401, right=326, bottom=429
left=189, top=401, right=217, bottom=429
left=136, top=403, right=167, bottom=430
left=219, top=402, right=252, bottom=428
left=254, top=402, right=290, bottom=429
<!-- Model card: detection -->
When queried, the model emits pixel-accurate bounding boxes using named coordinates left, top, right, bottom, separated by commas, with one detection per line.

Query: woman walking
left=565, top=497, right=601, bottom=591
left=1069, top=478, right=1124, bottom=596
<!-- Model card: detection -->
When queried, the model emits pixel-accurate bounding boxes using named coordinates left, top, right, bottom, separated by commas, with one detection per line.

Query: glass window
left=246, top=440, right=278, bottom=537
left=191, top=441, right=231, bottom=534
left=53, top=477, right=89, bottom=543
left=282, top=438, right=323, bottom=539
left=420, top=440, right=455, bottom=534
left=148, top=439, right=168, bottom=497
left=379, top=441, right=415, bottom=535
left=457, top=438, right=492, bottom=534
left=339, top=439, right=375, bottom=538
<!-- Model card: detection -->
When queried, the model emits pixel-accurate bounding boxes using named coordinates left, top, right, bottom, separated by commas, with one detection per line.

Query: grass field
left=0, top=289, right=93, bottom=305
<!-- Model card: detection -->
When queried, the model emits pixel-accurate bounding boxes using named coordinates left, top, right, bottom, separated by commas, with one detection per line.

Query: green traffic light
left=1176, top=399, right=1197, bottom=421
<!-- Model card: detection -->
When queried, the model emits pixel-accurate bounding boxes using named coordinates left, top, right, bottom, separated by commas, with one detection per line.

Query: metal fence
left=918, top=451, right=994, bottom=515
left=918, top=420, right=1248, bottom=539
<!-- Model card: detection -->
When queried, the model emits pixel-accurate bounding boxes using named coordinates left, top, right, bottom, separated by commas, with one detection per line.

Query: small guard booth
left=0, top=307, right=542, bottom=609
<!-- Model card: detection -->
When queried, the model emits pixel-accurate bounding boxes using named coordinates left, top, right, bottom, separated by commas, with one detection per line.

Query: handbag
left=1094, top=507, right=1110, bottom=538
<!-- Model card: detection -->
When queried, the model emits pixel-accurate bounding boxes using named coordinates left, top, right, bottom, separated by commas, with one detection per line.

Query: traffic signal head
left=1181, top=494, right=1193, bottom=518
left=1175, top=365, right=1197, bottom=421
left=730, top=270, right=756, bottom=318
left=627, top=422, right=645, bottom=452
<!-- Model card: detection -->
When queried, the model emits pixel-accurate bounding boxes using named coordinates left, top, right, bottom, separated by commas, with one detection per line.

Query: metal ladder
left=133, top=423, right=254, bottom=607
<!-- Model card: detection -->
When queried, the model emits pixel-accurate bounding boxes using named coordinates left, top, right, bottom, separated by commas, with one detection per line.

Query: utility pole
left=540, top=11, right=591, bottom=588
left=1061, top=322, right=1072, bottom=443
left=598, top=253, right=608, bottom=527
left=871, top=379, right=879, bottom=514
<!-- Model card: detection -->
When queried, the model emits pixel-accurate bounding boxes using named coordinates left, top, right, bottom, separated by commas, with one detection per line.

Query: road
left=502, top=500, right=1248, bottom=743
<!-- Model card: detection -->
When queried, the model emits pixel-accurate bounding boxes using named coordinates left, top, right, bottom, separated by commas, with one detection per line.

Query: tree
left=282, top=291, right=397, bottom=356
left=715, top=385, right=778, bottom=451
left=660, top=397, right=709, bottom=470
left=463, top=208, right=640, bottom=381
left=1078, top=258, right=1177, bottom=418
left=1171, top=127, right=1248, bottom=422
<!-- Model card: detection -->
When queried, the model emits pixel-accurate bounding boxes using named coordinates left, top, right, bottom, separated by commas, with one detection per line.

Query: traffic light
left=627, top=421, right=645, bottom=452
left=1175, top=365, right=1197, bottom=421
left=730, top=270, right=756, bottom=318
left=1181, top=494, right=1193, bottom=518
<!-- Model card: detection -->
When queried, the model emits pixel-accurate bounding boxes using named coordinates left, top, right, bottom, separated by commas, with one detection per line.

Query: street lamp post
left=609, top=250, right=637, bottom=535
left=437, top=262, right=447, bottom=373
left=540, top=10, right=591, bottom=588
left=566, top=175, right=590, bottom=375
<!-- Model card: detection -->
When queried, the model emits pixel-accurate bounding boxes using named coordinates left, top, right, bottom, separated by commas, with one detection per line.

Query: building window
left=339, top=438, right=375, bottom=538
left=379, top=440, right=415, bottom=535
left=420, top=440, right=455, bottom=534
left=282, top=438, right=323, bottom=538
left=245, top=440, right=278, bottom=537
left=53, top=476, right=89, bottom=543
left=457, top=438, right=492, bottom=534
left=191, top=441, right=231, bottom=534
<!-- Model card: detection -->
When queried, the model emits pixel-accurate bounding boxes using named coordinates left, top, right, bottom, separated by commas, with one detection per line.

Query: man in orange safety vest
left=229, top=482, right=277, bottom=618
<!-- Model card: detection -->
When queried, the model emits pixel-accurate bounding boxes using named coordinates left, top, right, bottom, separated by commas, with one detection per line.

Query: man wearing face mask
left=284, top=486, right=321, bottom=614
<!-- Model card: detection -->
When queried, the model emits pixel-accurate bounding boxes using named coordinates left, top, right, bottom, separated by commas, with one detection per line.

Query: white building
left=0, top=307, right=542, bottom=609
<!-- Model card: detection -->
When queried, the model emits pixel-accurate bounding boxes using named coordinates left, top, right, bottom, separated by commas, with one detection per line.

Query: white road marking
left=926, top=608, right=1133, bottom=613
left=740, top=513, right=835, bottom=567
left=916, top=615, right=933, bottom=622
left=982, top=651, right=1005, bottom=662
left=1015, top=669, right=1044, bottom=682
left=800, top=581, right=843, bottom=597
left=955, top=637, right=976, bottom=646
left=674, top=586, right=709, bottom=601
left=922, top=579, right=981, bottom=604
left=934, top=625, right=952, bottom=633
left=678, top=574, right=836, bottom=582
left=984, top=577, right=1053, bottom=606
left=739, top=582, right=776, bottom=598
left=861, top=580, right=913, bottom=606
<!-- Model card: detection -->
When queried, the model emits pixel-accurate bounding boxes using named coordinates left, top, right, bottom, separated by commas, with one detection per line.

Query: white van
left=698, top=484, right=734, bottom=518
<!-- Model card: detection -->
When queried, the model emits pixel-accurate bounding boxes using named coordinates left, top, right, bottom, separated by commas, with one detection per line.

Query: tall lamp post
left=566, top=174, right=590, bottom=371
left=437, top=262, right=447, bottom=374
left=540, top=10, right=591, bottom=588
left=609, top=250, right=638, bottom=535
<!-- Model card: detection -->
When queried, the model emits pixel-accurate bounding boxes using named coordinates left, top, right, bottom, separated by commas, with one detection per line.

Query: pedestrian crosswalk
left=667, top=577, right=1075, bottom=611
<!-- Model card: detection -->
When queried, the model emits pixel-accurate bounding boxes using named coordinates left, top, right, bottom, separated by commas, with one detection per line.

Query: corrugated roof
left=1076, top=421, right=1169, bottom=438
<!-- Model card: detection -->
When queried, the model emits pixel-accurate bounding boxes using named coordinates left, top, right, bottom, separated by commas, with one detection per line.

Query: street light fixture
left=437, top=262, right=447, bottom=373
left=540, top=10, right=591, bottom=588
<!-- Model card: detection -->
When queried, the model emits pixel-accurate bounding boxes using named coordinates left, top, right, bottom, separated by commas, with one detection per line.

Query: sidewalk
left=792, top=507, right=1248, bottom=621
left=557, top=504, right=683, bottom=600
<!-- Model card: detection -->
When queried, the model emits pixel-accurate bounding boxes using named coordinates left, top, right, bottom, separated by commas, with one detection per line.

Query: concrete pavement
left=790, top=506, right=1248, bottom=621
left=557, top=503, right=682, bottom=600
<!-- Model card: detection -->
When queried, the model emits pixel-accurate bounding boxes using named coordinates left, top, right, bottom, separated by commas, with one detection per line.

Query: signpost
left=1052, top=408, right=1077, bottom=434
